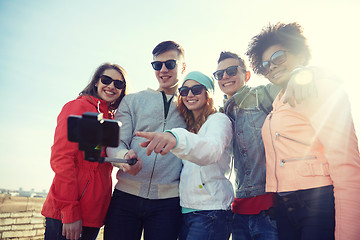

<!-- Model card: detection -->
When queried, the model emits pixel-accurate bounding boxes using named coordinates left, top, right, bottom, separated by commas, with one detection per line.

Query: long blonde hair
left=177, top=91, right=217, bottom=134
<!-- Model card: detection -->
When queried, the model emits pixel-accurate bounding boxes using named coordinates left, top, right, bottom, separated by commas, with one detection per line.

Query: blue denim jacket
left=224, top=84, right=280, bottom=198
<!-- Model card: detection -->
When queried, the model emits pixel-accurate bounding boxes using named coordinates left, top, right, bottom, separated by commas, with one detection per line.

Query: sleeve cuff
left=61, top=205, right=81, bottom=224
left=117, top=149, right=129, bottom=159
left=164, top=130, right=179, bottom=148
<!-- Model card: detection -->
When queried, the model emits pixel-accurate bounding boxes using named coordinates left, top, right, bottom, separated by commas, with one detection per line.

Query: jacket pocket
left=180, top=164, right=210, bottom=203
left=280, top=156, right=317, bottom=167
left=297, top=161, right=330, bottom=177
left=199, top=165, right=223, bottom=196
left=79, top=180, right=90, bottom=200
left=275, top=132, right=311, bottom=146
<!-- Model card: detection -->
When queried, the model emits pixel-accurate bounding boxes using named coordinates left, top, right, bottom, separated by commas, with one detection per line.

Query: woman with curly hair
left=246, top=22, right=360, bottom=240
left=137, top=71, right=234, bottom=240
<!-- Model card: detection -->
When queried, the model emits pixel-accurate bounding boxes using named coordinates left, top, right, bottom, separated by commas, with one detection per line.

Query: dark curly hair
left=246, top=22, right=311, bottom=75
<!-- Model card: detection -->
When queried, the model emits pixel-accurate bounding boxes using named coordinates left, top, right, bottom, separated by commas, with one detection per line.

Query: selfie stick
left=84, top=153, right=138, bottom=165
left=103, top=157, right=138, bottom=165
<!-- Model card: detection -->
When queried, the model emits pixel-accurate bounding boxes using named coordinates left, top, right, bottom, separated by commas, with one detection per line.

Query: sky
left=0, top=0, right=359, bottom=192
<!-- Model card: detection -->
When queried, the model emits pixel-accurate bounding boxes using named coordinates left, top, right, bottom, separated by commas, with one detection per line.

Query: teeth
left=187, top=100, right=197, bottom=103
left=105, top=91, right=114, bottom=95
left=223, top=82, right=233, bottom=87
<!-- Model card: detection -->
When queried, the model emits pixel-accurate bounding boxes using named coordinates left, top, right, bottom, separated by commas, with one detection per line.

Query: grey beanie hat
left=182, top=71, right=215, bottom=94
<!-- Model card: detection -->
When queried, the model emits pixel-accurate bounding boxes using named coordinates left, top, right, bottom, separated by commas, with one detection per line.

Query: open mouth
left=222, top=81, right=235, bottom=87
left=161, top=76, right=171, bottom=80
left=186, top=99, right=198, bottom=104
left=104, top=90, right=115, bottom=95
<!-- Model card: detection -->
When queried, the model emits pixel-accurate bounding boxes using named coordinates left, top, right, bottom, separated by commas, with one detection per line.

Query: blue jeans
left=179, top=209, right=232, bottom=240
left=104, top=189, right=181, bottom=240
left=44, top=218, right=99, bottom=240
left=232, top=210, right=278, bottom=240
left=274, top=185, right=335, bottom=240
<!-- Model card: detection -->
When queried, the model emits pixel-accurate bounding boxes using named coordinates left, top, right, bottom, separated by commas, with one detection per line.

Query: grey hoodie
left=107, top=88, right=186, bottom=199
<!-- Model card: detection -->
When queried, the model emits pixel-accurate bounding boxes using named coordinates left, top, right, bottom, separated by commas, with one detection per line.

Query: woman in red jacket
left=42, top=63, right=139, bottom=240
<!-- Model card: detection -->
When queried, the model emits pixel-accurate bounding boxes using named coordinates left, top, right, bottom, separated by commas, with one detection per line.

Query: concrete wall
left=0, top=194, right=45, bottom=239
left=0, top=194, right=104, bottom=239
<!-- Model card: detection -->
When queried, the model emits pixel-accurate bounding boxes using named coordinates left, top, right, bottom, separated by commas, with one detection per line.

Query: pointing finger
left=136, top=131, right=155, bottom=140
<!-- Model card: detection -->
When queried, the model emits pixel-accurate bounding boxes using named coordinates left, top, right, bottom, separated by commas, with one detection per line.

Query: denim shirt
left=224, top=84, right=280, bottom=198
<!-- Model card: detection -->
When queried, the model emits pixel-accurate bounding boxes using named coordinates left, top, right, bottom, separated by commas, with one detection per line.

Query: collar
left=231, top=85, right=252, bottom=106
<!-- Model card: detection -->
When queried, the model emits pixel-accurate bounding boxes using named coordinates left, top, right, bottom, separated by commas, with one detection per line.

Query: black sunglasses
left=178, top=84, right=205, bottom=97
left=151, top=59, right=177, bottom=71
left=100, top=75, right=126, bottom=89
left=213, top=66, right=241, bottom=80
left=259, top=50, right=288, bottom=75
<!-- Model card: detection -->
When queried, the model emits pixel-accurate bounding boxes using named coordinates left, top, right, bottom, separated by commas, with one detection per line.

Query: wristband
left=164, top=130, right=179, bottom=148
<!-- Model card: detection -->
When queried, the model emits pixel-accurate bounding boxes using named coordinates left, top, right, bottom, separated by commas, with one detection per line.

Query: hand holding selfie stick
left=68, top=112, right=138, bottom=166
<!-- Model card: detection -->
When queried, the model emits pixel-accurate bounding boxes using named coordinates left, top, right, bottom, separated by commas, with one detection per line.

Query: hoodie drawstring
left=97, top=101, right=101, bottom=113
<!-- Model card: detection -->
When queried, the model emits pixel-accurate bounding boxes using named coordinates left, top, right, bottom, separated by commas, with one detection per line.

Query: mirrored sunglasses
left=213, top=66, right=240, bottom=80
left=100, top=75, right=126, bottom=89
left=151, top=59, right=177, bottom=71
left=259, top=50, right=288, bottom=75
left=178, top=84, right=205, bottom=97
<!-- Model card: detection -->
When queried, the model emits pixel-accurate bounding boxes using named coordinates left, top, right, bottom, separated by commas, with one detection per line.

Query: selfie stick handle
left=103, top=157, right=138, bottom=166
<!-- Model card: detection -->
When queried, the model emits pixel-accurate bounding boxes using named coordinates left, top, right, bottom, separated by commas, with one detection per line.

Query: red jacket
left=41, top=95, right=113, bottom=228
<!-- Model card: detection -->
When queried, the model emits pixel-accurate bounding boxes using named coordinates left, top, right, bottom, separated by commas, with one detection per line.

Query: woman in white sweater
left=137, top=71, right=234, bottom=240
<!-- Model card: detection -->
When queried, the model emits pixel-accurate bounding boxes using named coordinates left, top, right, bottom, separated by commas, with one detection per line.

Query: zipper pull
left=280, top=160, right=285, bottom=167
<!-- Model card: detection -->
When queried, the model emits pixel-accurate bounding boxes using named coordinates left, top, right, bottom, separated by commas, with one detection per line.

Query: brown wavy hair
left=177, top=91, right=217, bottom=134
left=80, top=63, right=128, bottom=111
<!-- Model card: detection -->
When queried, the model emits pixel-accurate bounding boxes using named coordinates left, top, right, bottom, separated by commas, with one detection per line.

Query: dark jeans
left=44, top=218, right=99, bottom=240
left=104, top=189, right=182, bottom=240
left=232, top=209, right=278, bottom=240
left=274, top=185, right=335, bottom=240
left=179, top=209, right=232, bottom=240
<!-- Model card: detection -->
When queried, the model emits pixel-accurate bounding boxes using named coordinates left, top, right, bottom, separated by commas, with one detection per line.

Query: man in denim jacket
left=214, top=51, right=280, bottom=240
left=215, top=51, right=317, bottom=239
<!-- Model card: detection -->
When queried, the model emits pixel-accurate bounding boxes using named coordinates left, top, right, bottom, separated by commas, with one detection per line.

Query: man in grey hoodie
left=104, top=41, right=187, bottom=240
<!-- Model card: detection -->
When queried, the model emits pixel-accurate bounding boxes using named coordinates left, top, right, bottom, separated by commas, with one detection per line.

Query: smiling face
left=216, top=58, right=250, bottom=97
left=181, top=79, right=207, bottom=119
left=154, top=50, right=185, bottom=95
left=262, top=44, right=305, bottom=88
left=95, top=68, right=123, bottom=104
